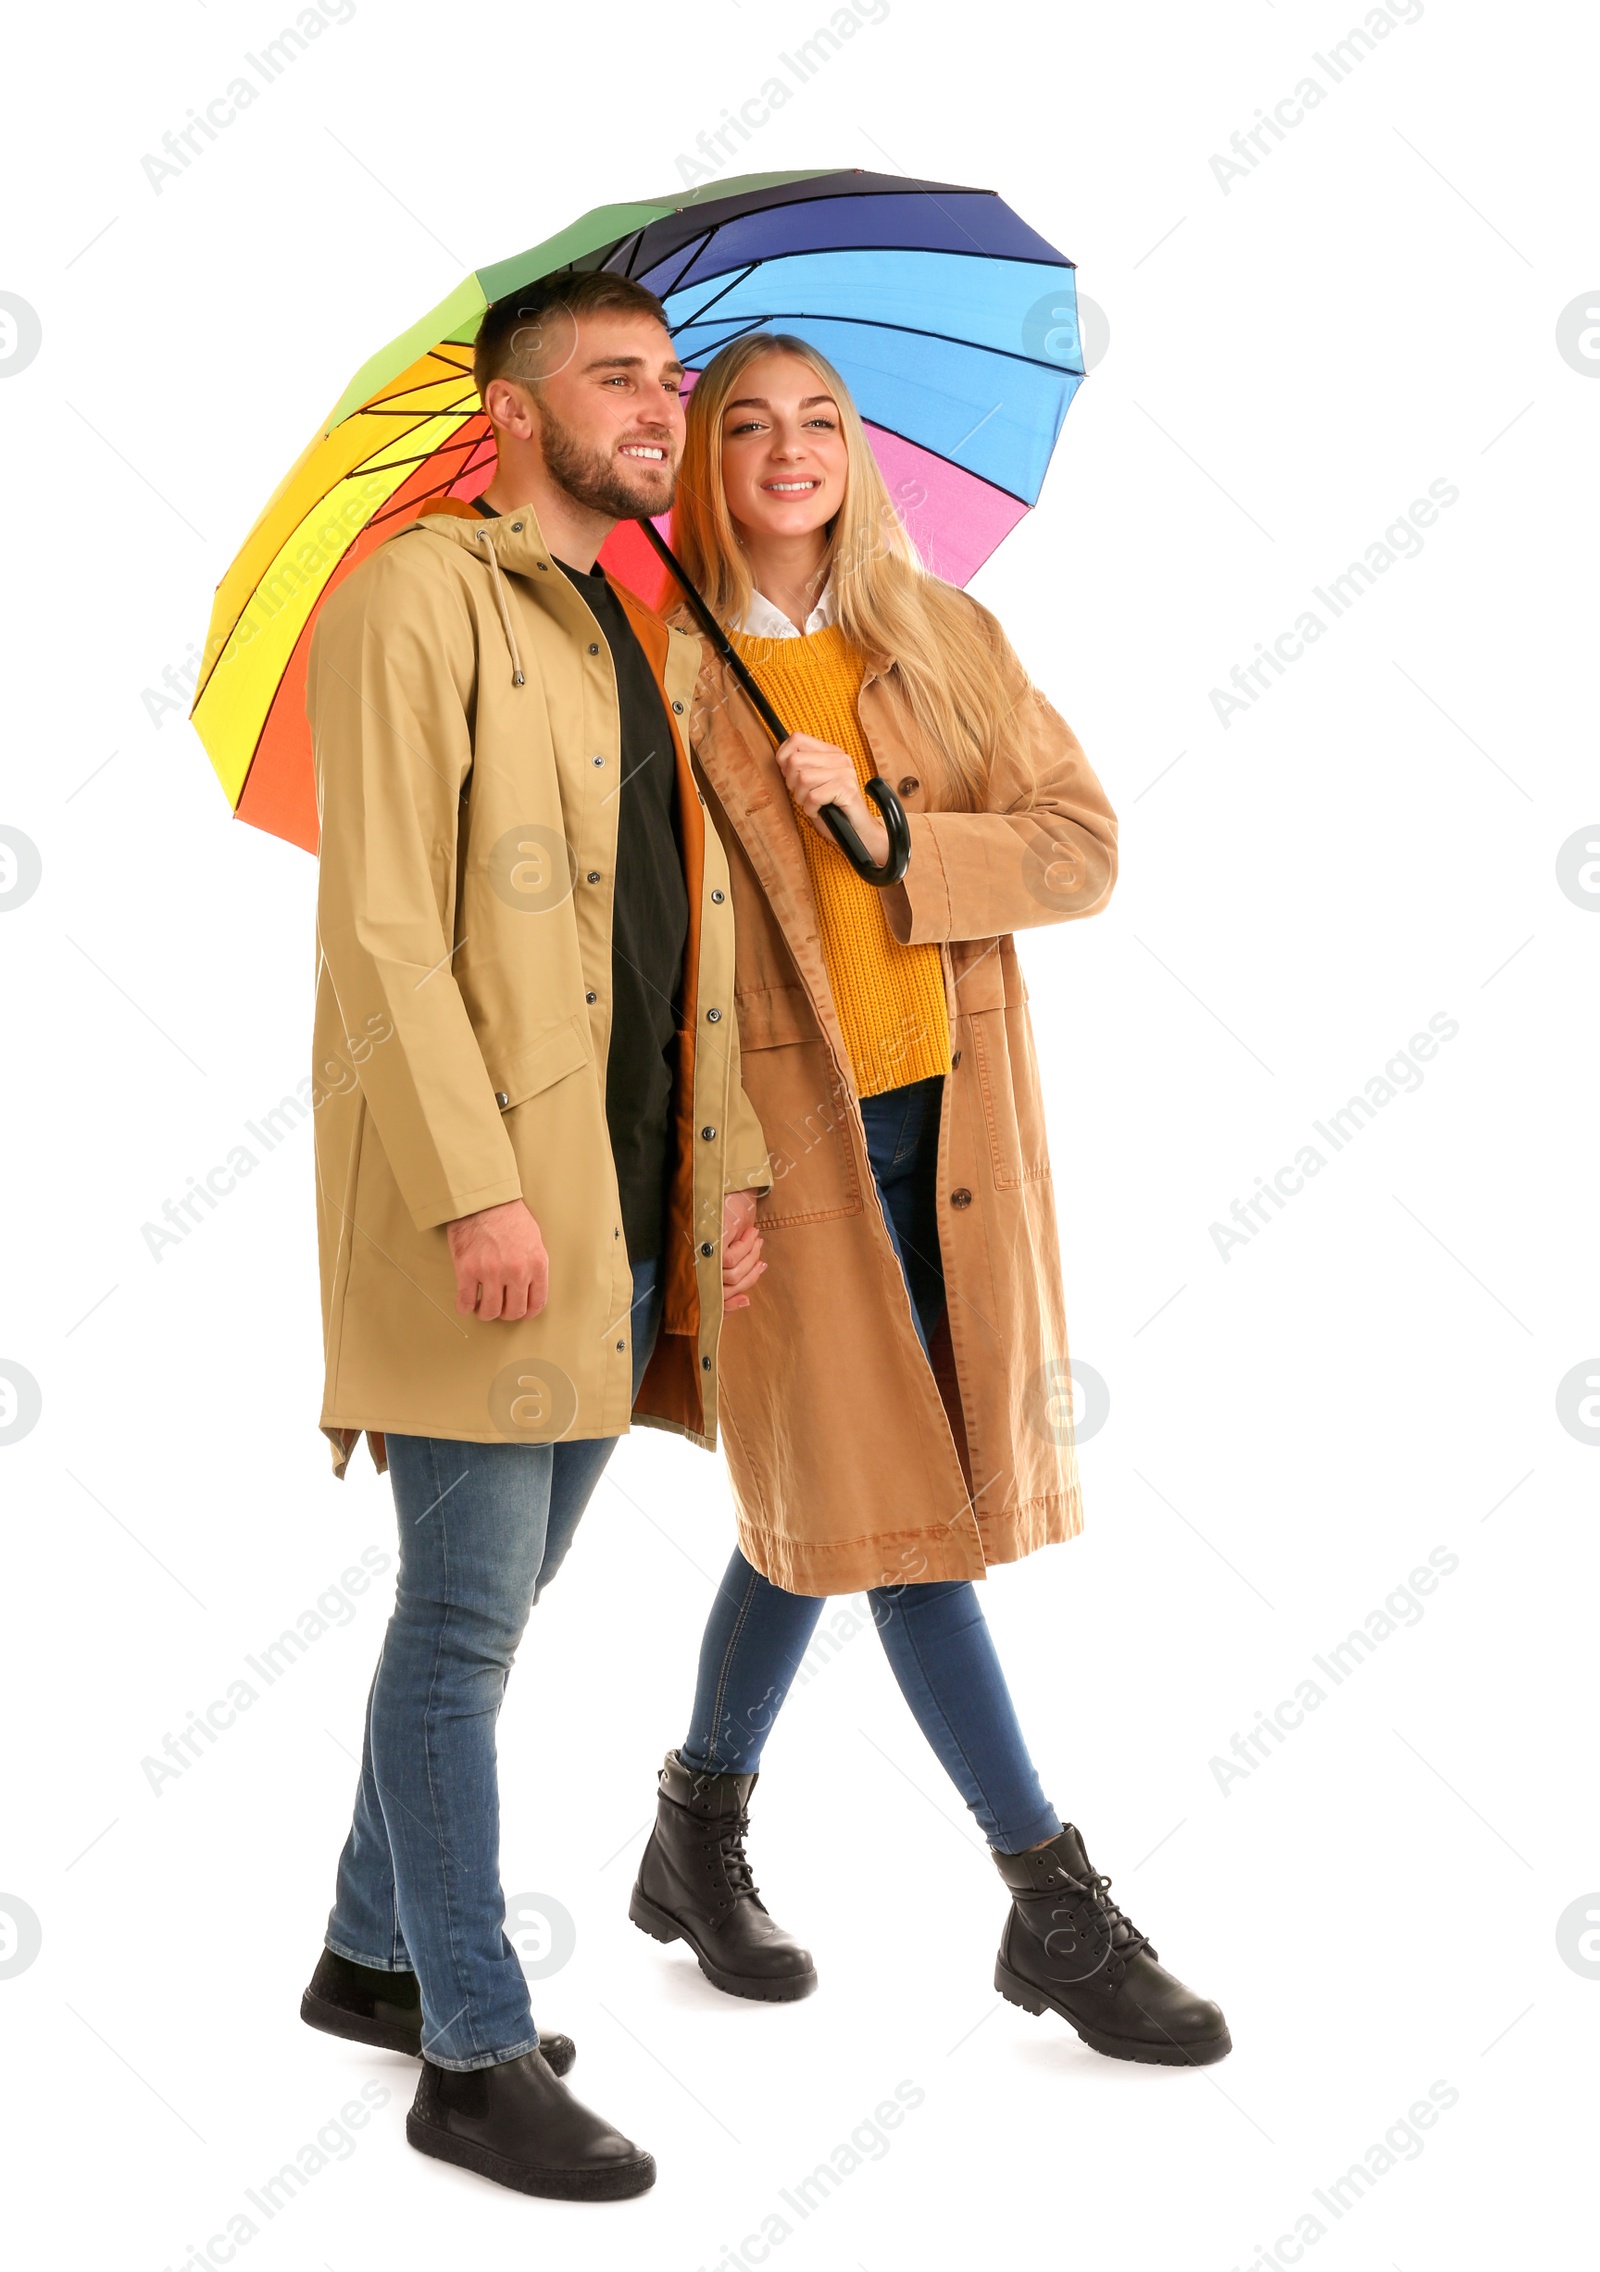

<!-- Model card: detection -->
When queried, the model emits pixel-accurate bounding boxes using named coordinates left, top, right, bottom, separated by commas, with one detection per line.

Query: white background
left=0, top=1, right=1594, bottom=2266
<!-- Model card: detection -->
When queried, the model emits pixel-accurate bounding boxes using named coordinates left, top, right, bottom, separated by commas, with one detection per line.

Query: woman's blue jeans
left=680, top=1076, right=1061, bottom=1856
left=325, top=1261, right=663, bottom=2071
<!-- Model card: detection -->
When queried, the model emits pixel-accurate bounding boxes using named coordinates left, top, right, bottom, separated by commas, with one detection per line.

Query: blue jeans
left=680, top=1077, right=1061, bottom=1856
left=326, top=1259, right=663, bottom=2070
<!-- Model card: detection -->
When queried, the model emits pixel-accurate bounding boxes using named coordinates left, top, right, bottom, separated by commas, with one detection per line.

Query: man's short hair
left=473, top=270, right=671, bottom=397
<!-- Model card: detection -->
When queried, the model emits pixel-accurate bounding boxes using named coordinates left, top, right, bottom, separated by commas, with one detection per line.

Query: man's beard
left=534, top=396, right=675, bottom=520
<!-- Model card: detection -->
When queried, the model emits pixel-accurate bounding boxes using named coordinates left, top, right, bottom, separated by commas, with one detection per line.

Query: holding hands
left=448, top=1191, right=768, bottom=1322
left=721, top=1187, right=766, bottom=1313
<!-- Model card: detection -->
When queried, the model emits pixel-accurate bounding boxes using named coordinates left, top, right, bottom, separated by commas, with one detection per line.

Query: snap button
left=700, top=1241, right=714, bottom=1257
left=951, top=1050, right=962, bottom=1068
left=585, top=990, right=597, bottom=1004
left=711, top=889, right=725, bottom=904
left=700, top=1126, right=716, bottom=1140
left=536, top=561, right=548, bottom=571
left=592, top=755, right=605, bottom=767
left=898, top=775, right=919, bottom=795
left=672, top=699, right=685, bottom=713
left=616, top=1340, right=625, bottom=1351
left=613, top=1227, right=620, bottom=1239
left=588, top=642, right=600, bottom=655
left=706, top=1007, right=721, bottom=1022
left=586, top=870, right=601, bottom=884
left=511, top=521, right=523, bottom=532
left=494, top=1090, right=510, bottom=1108
left=950, top=1187, right=973, bottom=1208
left=701, top=1354, right=712, bottom=1371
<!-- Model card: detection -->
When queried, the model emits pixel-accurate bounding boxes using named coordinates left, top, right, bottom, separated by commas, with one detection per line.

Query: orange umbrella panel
left=191, top=339, right=491, bottom=850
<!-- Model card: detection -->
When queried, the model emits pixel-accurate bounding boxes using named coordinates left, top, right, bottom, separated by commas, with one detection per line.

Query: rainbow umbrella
left=192, top=167, right=1084, bottom=854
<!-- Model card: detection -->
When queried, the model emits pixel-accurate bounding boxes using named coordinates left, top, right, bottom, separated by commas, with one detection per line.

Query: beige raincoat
left=305, top=497, right=770, bottom=1478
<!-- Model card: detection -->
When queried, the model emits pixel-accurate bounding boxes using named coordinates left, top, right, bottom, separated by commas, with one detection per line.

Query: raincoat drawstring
left=473, top=526, right=526, bottom=687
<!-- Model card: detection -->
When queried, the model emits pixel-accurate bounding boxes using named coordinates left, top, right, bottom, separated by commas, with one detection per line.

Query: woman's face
left=717, top=350, right=850, bottom=546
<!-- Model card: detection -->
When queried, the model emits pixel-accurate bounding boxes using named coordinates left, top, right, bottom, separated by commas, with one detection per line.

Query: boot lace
left=1043, top=1868, right=1153, bottom=1990
left=1088, top=1872, right=1153, bottom=1973
left=703, top=1807, right=758, bottom=1907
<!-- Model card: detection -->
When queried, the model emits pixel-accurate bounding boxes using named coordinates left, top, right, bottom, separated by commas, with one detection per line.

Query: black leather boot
left=301, top=1949, right=575, bottom=2076
left=629, top=1751, right=816, bottom=2001
left=993, top=1824, right=1231, bottom=2065
left=407, top=2049, right=653, bottom=2199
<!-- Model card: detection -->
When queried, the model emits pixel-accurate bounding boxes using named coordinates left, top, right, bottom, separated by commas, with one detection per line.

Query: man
left=298, top=269, right=771, bottom=2201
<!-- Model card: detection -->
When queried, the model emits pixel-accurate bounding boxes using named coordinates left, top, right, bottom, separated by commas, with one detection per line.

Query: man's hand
left=445, top=1197, right=549, bottom=1321
left=775, top=734, right=891, bottom=869
left=721, top=1188, right=766, bottom=1314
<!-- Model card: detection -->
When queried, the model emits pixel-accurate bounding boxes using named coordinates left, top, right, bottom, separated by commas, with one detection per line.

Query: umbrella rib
left=666, top=243, right=1075, bottom=284
left=670, top=261, right=761, bottom=335
left=352, top=411, right=485, bottom=460
left=629, top=177, right=1002, bottom=273
left=351, top=434, right=490, bottom=482
left=862, top=419, right=1030, bottom=500
left=666, top=310, right=777, bottom=360
left=220, top=677, right=277, bottom=820
left=608, top=225, right=647, bottom=279
left=858, top=419, right=1034, bottom=507
left=338, top=351, right=475, bottom=422
left=652, top=224, right=719, bottom=302
left=348, top=376, right=478, bottom=416
left=369, top=457, right=494, bottom=527
left=672, top=304, right=1083, bottom=380
left=375, top=436, right=495, bottom=514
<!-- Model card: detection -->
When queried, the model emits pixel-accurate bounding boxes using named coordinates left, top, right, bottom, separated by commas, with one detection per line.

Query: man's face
left=523, top=309, right=686, bottom=520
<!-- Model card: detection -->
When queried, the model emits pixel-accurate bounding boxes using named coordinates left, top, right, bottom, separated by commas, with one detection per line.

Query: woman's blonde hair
left=669, top=332, right=1033, bottom=807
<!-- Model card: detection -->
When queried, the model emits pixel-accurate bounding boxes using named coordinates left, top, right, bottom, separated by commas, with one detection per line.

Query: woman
left=629, top=334, right=1229, bottom=2067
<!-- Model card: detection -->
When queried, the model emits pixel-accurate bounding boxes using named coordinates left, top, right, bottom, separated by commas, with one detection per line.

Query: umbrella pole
left=635, top=518, right=909, bottom=888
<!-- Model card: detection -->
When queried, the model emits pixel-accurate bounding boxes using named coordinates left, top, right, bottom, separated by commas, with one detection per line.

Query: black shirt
left=467, top=502, right=687, bottom=1260
left=559, top=555, right=688, bottom=1261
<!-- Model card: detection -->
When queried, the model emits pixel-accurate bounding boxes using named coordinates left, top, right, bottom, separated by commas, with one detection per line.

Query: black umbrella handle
left=637, top=519, right=910, bottom=888
left=831, top=775, right=912, bottom=882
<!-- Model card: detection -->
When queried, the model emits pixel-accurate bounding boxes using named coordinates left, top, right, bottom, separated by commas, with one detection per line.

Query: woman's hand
left=721, top=1188, right=767, bottom=1313
left=775, top=734, right=891, bottom=869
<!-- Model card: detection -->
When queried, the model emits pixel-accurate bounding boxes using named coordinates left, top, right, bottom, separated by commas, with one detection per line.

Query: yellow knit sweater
left=730, top=621, right=951, bottom=1098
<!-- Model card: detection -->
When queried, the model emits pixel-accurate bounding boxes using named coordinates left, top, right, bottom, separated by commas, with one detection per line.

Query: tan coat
left=305, top=499, right=771, bottom=1478
left=693, top=596, right=1118, bottom=1595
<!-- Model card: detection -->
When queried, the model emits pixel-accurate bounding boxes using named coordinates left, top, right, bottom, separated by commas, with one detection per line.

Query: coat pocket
left=967, top=1002, right=1052, bottom=1189
left=491, top=1015, right=617, bottom=1255
left=949, top=935, right=1029, bottom=1015
left=949, top=939, right=1007, bottom=1015
left=486, top=1015, right=592, bottom=1112
left=730, top=984, right=813, bottom=1051
left=734, top=987, right=863, bottom=1226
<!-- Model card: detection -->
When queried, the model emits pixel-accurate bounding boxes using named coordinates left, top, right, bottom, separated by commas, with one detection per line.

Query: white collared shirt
left=730, top=578, right=838, bottom=639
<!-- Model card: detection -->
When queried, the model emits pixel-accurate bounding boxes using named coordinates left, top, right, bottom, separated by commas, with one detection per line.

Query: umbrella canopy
left=192, top=168, right=1084, bottom=853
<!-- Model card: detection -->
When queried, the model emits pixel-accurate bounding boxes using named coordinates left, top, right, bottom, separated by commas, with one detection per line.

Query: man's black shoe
left=407, top=2049, right=654, bottom=2200
left=301, top=1949, right=576, bottom=2076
